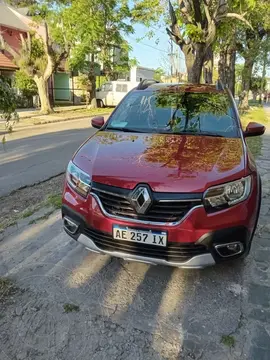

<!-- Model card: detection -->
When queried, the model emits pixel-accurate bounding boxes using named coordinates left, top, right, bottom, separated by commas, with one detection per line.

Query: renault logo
left=130, top=186, right=152, bottom=214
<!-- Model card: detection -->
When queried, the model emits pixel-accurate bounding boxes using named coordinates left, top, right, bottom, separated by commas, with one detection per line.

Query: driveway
left=1, top=130, right=270, bottom=360
left=0, top=118, right=97, bottom=197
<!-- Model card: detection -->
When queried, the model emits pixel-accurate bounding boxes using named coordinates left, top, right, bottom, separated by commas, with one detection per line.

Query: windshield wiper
left=106, top=127, right=146, bottom=133
left=159, top=130, right=225, bottom=137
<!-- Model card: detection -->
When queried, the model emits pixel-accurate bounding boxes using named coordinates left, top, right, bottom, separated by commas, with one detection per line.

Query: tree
left=14, top=70, right=38, bottom=106
left=236, top=0, right=270, bottom=109
left=66, top=0, right=133, bottom=107
left=153, top=67, right=165, bottom=81
left=235, top=63, right=244, bottom=96
left=216, top=19, right=238, bottom=96
left=0, top=77, right=18, bottom=144
left=133, top=0, right=251, bottom=84
left=0, top=8, right=71, bottom=113
left=250, top=76, right=266, bottom=101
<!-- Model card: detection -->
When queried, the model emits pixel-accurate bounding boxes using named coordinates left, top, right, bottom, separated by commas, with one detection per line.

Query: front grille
left=91, top=182, right=202, bottom=223
left=84, top=227, right=208, bottom=262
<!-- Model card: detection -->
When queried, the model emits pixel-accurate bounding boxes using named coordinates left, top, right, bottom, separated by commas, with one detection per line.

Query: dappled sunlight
left=103, top=261, right=150, bottom=309
left=155, top=269, right=186, bottom=317
left=67, top=252, right=110, bottom=288
left=4, top=230, right=67, bottom=277
left=1, top=214, right=59, bottom=252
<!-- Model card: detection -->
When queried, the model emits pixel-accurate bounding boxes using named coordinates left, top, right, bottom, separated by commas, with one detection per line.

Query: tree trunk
left=183, top=44, right=204, bottom=83
left=239, top=59, right=253, bottom=110
left=252, top=92, right=257, bottom=101
left=34, top=76, right=53, bottom=114
left=87, top=56, right=97, bottom=109
left=218, top=47, right=236, bottom=96
left=203, top=47, right=213, bottom=84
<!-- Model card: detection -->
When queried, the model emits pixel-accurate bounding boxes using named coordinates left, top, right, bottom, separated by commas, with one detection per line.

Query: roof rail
left=137, top=79, right=160, bottom=90
left=216, top=79, right=225, bottom=90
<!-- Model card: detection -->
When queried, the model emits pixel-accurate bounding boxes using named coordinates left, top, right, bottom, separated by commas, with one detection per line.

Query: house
left=0, top=2, right=29, bottom=79
left=0, top=2, right=72, bottom=104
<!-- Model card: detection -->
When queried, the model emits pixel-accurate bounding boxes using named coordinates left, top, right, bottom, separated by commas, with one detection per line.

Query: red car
left=62, top=81, right=265, bottom=268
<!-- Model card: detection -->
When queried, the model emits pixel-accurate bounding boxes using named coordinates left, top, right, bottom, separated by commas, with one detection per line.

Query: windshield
left=106, top=89, right=239, bottom=138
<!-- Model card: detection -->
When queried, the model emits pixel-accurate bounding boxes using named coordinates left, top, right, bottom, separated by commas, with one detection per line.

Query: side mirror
left=244, top=122, right=265, bottom=137
left=91, top=116, right=105, bottom=129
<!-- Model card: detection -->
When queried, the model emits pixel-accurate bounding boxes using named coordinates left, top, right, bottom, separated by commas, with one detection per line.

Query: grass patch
left=0, top=220, right=17, bottom=232
left=63, top=303, right=80, bottom=313
left=46, top=194, right=62, bottom=209
left=221, top=335, right=235, bottom=348
left=240, top=106, right=269, bottom=159
left=0, top=277, right=18, bottom=302
left=240, top=106, right=269, bottom=129
left=246, top=137, right=263, bottom=158
left=21, top=208, right=35, bottom=218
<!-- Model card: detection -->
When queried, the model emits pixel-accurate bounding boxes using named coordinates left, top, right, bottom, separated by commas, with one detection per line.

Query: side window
left=116, top=84, right=122, bottom=92
left=122, top=84, right=128, bottom=92
left=116, top=84, right=128, bottom=92
left=101, top=83, right=112, bottom=91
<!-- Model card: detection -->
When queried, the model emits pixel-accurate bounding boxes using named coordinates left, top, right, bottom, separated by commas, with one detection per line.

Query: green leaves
left=0, top=78, right=18, bottom=143
left=185, top=24, right=204, bottom=43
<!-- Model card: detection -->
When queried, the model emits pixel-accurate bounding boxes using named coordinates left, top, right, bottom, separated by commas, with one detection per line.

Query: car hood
left=73, top=131, right=246, bottom=193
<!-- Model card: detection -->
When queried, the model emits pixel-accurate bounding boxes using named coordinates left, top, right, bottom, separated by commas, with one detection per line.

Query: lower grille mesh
left=84, top=227, right=208, bottom=262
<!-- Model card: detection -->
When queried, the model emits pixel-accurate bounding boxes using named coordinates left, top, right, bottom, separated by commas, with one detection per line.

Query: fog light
left=215, top=242, right=244, bottom=258
left=63, top=217, right=79, bottom=235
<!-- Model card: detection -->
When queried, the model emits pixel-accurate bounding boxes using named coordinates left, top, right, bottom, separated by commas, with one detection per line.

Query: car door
left=113, top=83, right=128, bottom=106
left=97, top=82, right=113, bottom=106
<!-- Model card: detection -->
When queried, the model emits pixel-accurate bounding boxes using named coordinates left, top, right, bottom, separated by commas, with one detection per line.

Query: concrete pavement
left=0, top=118, right=97, bottom=197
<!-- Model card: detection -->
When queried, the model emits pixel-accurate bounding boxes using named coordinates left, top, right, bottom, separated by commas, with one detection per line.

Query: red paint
left=73, top=132, right=247, bottom=192
left=91, top=116, right=105, bottom=129
left=62, top=174, right=259, bottom=244
left=244, top=122, right=265, bottom=137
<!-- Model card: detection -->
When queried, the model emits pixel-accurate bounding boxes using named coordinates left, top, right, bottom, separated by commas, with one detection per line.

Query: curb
left=2, top=112, right=111, bottom=132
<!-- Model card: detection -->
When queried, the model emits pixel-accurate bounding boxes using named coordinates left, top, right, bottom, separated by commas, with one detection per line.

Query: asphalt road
left=0, top=118, right=97, bottom=197
left=1, top=129, right=270, bottom=359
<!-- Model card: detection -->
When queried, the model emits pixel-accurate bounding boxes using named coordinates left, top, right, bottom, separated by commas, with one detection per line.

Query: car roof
left=138, top=82, right=226, bottom=94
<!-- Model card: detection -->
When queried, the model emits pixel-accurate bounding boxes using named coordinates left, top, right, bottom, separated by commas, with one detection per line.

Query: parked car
left=62, top=80, right=265, bottom=269
left=96, top=80, right=138, bottom=107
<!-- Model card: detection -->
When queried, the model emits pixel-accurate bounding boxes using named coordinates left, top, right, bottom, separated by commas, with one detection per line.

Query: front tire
left=97, top=99, right=104, bottom=108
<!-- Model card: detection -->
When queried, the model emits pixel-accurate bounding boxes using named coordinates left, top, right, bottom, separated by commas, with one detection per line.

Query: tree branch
left=43, top=22, right=54, bottom=81
left=217, top=13, right=253, bottom=29
left=203, top=2, right=211, bottom=26
left=192, top=0, right=202, bottom=23
left=168, top=1, right=186, bottom=47
left=179, top=0, right=194, bottom=24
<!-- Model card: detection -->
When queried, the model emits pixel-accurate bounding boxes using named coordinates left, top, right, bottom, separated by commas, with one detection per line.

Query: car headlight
left=66, top=161, right=91, bottom=197
left=203, top=176, right=252, bottom=212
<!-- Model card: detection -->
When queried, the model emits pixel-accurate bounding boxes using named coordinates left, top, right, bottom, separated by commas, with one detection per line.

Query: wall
left=0, top=25, right=26, bottom=60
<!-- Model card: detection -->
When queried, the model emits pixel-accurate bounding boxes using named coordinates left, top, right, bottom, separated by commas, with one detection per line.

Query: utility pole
left=170, top=40, right=173, bottom=82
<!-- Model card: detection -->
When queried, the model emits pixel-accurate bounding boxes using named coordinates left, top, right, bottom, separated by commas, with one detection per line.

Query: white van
left=96, top=81, right=139, bottom=107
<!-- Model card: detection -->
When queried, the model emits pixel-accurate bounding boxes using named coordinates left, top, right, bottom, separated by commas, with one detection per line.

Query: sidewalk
left=1, top=106, right=112, bottom=130
left=17, top=105, right=87, bottom=119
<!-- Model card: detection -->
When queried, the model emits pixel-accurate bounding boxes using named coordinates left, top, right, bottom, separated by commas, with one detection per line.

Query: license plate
left=113, top=225, right=167, bottom=247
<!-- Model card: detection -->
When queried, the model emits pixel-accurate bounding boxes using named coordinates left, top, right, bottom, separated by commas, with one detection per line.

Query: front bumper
left=62, top=176, right=260, bottom=268
left=77, top=233, right=215, bottom=268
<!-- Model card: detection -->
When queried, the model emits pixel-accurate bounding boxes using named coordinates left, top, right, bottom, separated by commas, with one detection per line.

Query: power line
left=129, top=36, right=169, bottom=53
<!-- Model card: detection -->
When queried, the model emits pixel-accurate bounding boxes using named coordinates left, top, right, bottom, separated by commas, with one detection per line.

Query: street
left=0, top=118, right=97, bottom=197
left=0, top=123, right=270, bottom=359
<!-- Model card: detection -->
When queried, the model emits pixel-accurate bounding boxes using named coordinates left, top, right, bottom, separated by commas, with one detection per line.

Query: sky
left=125, top=23, right=186, bottom=73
